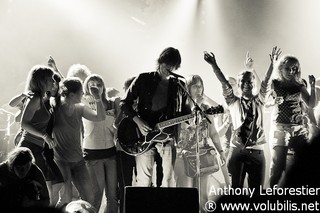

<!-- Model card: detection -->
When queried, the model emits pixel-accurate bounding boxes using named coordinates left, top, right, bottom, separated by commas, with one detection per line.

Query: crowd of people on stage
left=0, top=46, right=320, bottom=212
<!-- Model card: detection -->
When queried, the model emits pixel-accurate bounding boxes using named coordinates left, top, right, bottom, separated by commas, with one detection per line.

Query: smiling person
left=268, top=53, right=316, bottom=187
left=119, top=47, right=191, bottom=187
left=204, top=47, right=280, bottom=193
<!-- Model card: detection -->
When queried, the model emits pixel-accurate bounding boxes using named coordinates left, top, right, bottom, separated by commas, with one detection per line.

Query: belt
left=245, top=149, right=263, bottom=154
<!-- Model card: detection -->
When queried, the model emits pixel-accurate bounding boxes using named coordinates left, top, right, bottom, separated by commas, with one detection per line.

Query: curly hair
left=273, top=54, right=302, bottom=84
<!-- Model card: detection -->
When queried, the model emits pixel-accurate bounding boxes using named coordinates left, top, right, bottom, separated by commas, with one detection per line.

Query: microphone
left=168, top=71, right=185, bottom=79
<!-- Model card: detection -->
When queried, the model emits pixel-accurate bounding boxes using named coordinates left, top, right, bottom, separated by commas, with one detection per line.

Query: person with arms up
left=204, top=47, right=281, bottom=192
left=268, top=51, right=316, bottom=187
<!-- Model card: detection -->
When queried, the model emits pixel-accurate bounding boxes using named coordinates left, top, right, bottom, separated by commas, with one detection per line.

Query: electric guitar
left=117, top=105, right=224, bottom=156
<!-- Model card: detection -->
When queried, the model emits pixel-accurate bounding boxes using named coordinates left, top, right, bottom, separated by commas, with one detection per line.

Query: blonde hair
left=273, top=54, right=302, bottom=84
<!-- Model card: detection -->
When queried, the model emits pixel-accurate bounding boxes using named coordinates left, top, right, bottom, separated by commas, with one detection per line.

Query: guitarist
left=119, top=47, right=191, bottom=187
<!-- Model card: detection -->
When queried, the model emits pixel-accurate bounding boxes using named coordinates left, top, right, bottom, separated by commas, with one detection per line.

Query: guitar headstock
left=205, top=105, right=224, bottom=115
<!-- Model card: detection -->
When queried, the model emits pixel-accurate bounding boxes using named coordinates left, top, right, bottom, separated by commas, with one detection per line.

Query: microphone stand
left=0, top=108, right=14, bottom=160
left=175, top=79, right=211, bottom=212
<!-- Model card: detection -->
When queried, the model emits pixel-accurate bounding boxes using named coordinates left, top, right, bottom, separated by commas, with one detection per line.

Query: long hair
left=83, top=74, right=112, bottom=110
left=25, top=65, right=55, bottom=96
left=273, top=54, right=302, bottom=84
left=156, top=47, right=181, bottom=70
left=6, top=147, right=35, bottom=172
left=83, top=74, right=106, bottom=98
left=186, top=74, right=204, bottom=96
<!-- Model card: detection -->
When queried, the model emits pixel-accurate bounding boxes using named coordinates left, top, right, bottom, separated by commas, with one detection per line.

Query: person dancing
left=17, top=65, right=63, bottom=206
left=52, top=77, right=105, bottom=208
left=204, top=47, right=280, bottom=192
left=268, top=51, right=316, bottom=187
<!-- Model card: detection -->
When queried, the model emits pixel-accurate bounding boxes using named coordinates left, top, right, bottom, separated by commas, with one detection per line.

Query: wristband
left=95, top=99, right=101, bottom=103
left=43, top=133, right=49, bottom=140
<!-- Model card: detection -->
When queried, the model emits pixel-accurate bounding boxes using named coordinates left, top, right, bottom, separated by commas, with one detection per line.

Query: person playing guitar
left=119, top=47, right=191, bottom=187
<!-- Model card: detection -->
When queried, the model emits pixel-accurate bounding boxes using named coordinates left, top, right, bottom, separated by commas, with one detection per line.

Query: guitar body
left=117, top=105, right=224, bottom=156
left=117, top=117, right=171, bottom=156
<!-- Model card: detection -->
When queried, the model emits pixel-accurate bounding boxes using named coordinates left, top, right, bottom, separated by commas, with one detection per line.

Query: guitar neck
left=156, top=114, right=194, bottom=129
left=155, top=105, right=224, bottom=130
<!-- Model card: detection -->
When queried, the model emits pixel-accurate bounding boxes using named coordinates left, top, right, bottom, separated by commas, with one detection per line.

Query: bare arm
left=264, top=46, right=282, bottom=83
left=208, top=114, right=226, bottom=165
left=82, top=86, right=106, bottom=121
left=301, top=75, right=316, bottom=108
left=48, top=55, right=64, bottom=78
left=8, top=93, right=27, bottom=108
left=21, top=96, right=55, bottom=148
left=244, top=52, right=261, bottom=89
left=204, top=51, right=229, bottom=85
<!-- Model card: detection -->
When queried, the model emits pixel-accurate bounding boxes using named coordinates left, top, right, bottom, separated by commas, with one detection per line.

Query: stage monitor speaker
left=124, top=187, right=199, bottom=213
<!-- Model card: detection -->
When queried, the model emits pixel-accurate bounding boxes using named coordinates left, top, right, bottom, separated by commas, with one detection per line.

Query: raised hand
left=204, top=51, right=218, bottom=67
left=47, top=55, right=58, bottom=70
left=309, top=75, right=316, bottom=87
left=244, top=52, right=254, bottom=70
left=269, top=46, right=282, bottom=65
left=89, top=86, right=101, bottom=100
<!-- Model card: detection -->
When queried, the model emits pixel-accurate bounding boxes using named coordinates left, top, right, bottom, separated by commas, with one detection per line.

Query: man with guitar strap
left=119, top=47, right=191, bottom=187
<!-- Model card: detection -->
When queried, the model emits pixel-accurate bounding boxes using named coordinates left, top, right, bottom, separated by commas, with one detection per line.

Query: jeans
left=86, top=155, right=118, bottom=213
left=135, top=141, right=173, bottom=187
left=227, top=146, right=265, bottom=192
left=55, top=159, right=94, bottom=207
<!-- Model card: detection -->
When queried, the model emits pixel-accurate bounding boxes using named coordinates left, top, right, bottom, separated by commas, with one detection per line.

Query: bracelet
left=43, top=133, right=49, bottom=140
left=95, top=99, right=101, bottom=103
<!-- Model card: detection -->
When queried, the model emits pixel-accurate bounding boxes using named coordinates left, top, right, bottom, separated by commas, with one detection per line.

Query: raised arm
left=48, top=55, right=64, bottom=79
left=204, top=51, right=229, bottom=85
left=264, top=46, right=282, bottom=83
left=259, top=47, right=282, bottom=102
left=301, top=75, right=316, bottom=108
left=244, top=52, right=261, bottom=92
left=82, top=86, right=106, bottom=121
